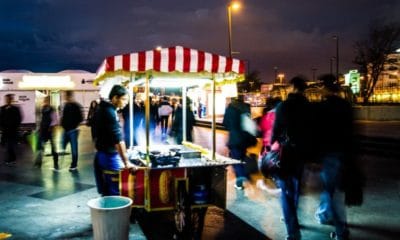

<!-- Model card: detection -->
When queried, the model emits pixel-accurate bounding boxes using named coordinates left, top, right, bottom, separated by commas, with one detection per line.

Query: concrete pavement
left=1, top=122, right=400, bottom=239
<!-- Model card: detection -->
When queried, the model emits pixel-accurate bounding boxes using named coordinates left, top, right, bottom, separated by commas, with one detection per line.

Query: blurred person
left=256, top=97, right=282, bottom=192
left=222, top=95, right=253, bottom=190
left=149, top=96, right=159, bottom=138
left=170, top=98, right=178, bottom=121
left=0, top=94, right=22, bottom=165
left=170, top=98, right=196, bottom=144
left=197, top=102, right=203, bottom=118
left=60, top=90, right=83, bottom=171
left=86, top=100, right=99, bottom=141
left=314, top=74, right=355, bottom=240
left=158, top=96, right=173, bottom=139
left=271, top=76, right=311, bottom=240
left=34, top=96, right=59, bottom=169
left=122, top=97, right=144, bottom=147
left=93, top=85, right=137, bottom=196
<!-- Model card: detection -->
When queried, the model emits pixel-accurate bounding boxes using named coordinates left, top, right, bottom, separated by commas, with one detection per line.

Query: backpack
left=158, top=104, right=173, bottom=116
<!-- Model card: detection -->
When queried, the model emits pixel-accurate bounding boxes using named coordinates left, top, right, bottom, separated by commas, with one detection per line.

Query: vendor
left=93, top=84, right=138, bottom=196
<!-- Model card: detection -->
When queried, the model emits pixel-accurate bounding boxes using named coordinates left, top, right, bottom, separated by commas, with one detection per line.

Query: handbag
left=259, top=147, right=281, bottom=178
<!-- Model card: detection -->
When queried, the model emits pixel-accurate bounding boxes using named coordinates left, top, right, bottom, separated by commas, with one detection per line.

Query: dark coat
left=61, top=102, right=83, bottom=131
left=0, top=104, right=22, bottom=137
left=271, top=92, right=310, bottom=176
left=171, top=105, right=195, bottom=143
left=94, top=100, right=124, bottom=153
left=222, top=100, right=251, bottom=149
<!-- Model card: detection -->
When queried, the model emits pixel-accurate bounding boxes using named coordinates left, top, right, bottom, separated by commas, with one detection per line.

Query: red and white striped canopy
left=95, top=46, right=245, bottom=84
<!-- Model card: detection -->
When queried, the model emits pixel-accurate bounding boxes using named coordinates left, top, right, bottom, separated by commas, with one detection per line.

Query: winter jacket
left=259, top=108, right=276, bottom=147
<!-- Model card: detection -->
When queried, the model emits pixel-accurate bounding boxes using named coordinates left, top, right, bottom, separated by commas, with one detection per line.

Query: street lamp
left=227, top=1, right=241, bottom=58
left=333, top=35, right=339, bottom=83
left=277, top=73, right=285, bottom=84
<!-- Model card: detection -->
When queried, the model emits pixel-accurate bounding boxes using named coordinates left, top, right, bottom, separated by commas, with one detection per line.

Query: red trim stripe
left=106, top=56, right=114, bottom=72
left=197, top=51, right=205, bottom=72
left=211, top=54, right=219, bottom=72
left=153, top=50, right=161, bottom=72
left=122, top=54, right=130, bottom=71
left=120, top=170, right=128, bottom=196
left=239, top=60, right=245, bottom=74
left=183, top=47, right=191, bottom=72
left=138, top=51, right=146, bottom=71
left=225, top=57, right=232, bottom=72
left=168, top=47, right=176, bottom=72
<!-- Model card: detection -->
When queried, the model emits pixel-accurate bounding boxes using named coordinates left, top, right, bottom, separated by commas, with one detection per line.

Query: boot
left=53, top=153, right=59, bottom=170
left=34, top=152, right=42, bottom=168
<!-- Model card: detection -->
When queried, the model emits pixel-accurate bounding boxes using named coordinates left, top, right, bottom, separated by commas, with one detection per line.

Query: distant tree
left=237, top=70, right=262, bottom=93
left=353, top=22, right=400, bottom=103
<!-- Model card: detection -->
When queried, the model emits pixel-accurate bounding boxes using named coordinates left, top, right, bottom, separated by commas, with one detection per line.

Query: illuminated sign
left=19, top=75, right=75, bottom=89
left=345, top=70, right=360, bottom=94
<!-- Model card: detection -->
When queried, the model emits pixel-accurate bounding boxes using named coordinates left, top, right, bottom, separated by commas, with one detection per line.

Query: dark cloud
left=1, top=0, right=399, bottom=81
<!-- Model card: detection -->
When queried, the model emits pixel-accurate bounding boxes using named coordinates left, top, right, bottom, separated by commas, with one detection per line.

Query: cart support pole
left=145, top=74, right=150, bottom=164
left=129, top=74, right=134, bottom=149
left=212, top=75, right=216, bottom=160
left=182, top=86, right=187, bottom=143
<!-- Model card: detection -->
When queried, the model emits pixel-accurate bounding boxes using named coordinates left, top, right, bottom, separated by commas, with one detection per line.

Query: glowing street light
left=227, top=1, right=241, bottom=58
left=277, top=73, right=285, bottom=84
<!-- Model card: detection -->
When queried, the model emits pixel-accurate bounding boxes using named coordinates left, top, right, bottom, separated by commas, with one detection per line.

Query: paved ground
left=0, top=122, right=399, bottom=239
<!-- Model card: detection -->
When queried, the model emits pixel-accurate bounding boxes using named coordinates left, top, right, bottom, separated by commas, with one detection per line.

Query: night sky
left=1, top=0, right=399, bottom=82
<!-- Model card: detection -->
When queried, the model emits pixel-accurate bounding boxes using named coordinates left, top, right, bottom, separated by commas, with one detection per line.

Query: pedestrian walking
left=93, top=84, right=138, bottom=196
left=256, top=97, right=281, bottom=192
left=86, top=100, right=99, bottom=141
left=122, top=97, right=144, bottom=147
left=223, top=95, right=257, bottom=190
left=170, top=98, right=195, bottom=144
left=0, top=94, right=22, bottom=165
left=158, top=96, right=173, bottom=140
left=314, top=74, right=358, bottom=240
left=271, top=76, right=311, bottom=240
left=148, top=96, right=159, bottom=139
left=34, top=96, right=59, bottom=169
left=60, top=90, right=83, bottom=171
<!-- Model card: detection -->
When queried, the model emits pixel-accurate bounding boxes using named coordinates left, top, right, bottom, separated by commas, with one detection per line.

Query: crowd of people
left=223, top=74, right=362, bottom=240
left=0, top=76, right=362, bottom=240
left=0, top=91, right=84, bottom=172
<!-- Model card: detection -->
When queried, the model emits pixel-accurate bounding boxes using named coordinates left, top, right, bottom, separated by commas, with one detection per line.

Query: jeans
left=4, top=134, right=17, bottom=163
left=159, top=115, right=169, bottom=135
left=316, top=153, right=348, bottom=238
left=276, top=176, right=301, bottom=239
left=229, top=147, right=248, bottom=187
left=94, top=151, right=124, bottom=196
left=62, top=129, right=79, bottom=168
left=35, top=133, right=58, bottom=168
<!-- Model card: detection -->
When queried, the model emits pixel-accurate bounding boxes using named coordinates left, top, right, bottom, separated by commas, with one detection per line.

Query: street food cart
left=95, top=46, right=245, bottom=238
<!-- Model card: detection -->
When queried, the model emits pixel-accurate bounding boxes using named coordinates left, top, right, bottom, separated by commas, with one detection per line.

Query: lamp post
left=274, top=66, right=278, bottom=83
left=333, top=35, right=339, bottom=83
left=227, top=1, right=241, bottom=58
left=330, top=57, right=335, bottom=76
left=311, top=68, right=317, bottom=82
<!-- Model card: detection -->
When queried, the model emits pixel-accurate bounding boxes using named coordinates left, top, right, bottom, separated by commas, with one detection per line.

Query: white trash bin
left=87, top=196, right=133, bottom=240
